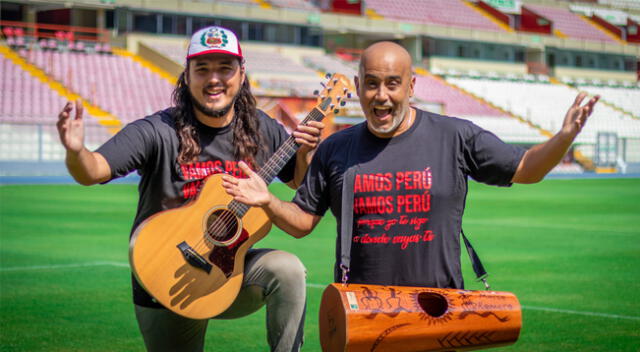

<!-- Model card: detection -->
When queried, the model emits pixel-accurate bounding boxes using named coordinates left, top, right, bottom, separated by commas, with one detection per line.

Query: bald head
left=355, top=41, right=416, bottom=138
left=359, top=41, right=413, bottom=77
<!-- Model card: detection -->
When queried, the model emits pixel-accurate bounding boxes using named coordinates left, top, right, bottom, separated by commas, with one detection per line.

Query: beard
left=368, top=103, right=409, bottom=135
left=191, top=93, right=236, bottom=118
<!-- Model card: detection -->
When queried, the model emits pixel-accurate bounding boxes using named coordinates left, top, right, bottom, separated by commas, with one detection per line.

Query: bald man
left=222, top=41, right=599, bottom=289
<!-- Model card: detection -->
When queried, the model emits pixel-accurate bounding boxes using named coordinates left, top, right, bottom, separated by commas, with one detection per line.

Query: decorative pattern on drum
left=319, top=283, right=522, bottom=352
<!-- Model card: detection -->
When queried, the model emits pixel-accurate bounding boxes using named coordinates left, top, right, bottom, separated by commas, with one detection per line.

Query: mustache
left=202, top=84, right=222, bottom=93
left=191, top=96, right=234, bottom=118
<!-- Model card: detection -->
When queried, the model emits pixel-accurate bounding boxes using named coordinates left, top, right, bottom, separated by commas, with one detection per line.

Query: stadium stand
left=23, top=48, right=174, bottom=123
left=1, top=0, right=639, bottom=175
left=575, top=84, right=640, bottom=117
left=413, top=72, right=545, bottom=143
left=244, top=49, right=318, bottom=76
left=524, top=3, right=619, bottom=43
left=0, top=54, right=69, bottom=123
left=144, top=41, right=185, bottom=67
left=195, top=0, right=257, bottom=5
left=266, top=0, right=319, bottom=11
left=444, top=76, right=640, bottom=145
left=413, top=74, right=507, bottom=118
left=363, top=0, right=505, bottom=31
left=302, top=54, right=358, bottom=78
left=0, top=53, right=111, bottom=163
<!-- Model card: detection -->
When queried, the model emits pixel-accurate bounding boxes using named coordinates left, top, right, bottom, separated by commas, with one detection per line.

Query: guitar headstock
left=314, top=73, right=353, bottom=118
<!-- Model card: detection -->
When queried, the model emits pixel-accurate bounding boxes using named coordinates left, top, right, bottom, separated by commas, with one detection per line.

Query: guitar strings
left=190, top=112, right=320, bottom=253
left=191, top=83, right=345, bottom=254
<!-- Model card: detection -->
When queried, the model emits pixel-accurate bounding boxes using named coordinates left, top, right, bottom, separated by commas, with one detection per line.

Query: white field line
left=463, top=219, right=638, bottom=236
left=520, top=305, right=640, bottom=321
left=2, top=261, right=639, bottom=321
left=0, top=261, right=129, bottom=271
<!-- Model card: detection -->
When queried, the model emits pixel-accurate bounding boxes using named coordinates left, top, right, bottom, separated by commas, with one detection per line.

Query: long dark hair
left=172, top=61, right=262, bottom=168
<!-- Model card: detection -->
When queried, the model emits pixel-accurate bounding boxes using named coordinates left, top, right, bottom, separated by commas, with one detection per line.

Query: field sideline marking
left=464, top=219, right=637, bottom=236
left=0, top=261, right=129, bottom=271
left=3, top=261, right=639, bottom=321
left=520, top=305, right=640, bottom=321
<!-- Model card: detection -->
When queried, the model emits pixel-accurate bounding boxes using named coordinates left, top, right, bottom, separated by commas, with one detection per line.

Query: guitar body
left=129, top=174, right=272, bottom=319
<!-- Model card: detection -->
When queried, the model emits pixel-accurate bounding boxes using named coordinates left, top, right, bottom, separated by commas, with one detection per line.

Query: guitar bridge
left=177, top=241, right=212, bottom=274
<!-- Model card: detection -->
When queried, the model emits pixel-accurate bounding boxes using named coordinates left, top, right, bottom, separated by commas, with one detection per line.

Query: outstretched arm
left=223, top=161, right=322, bottom=238
left=512, top=92, right=599, bottom=184
left=56, top=100, right=111, bottom=185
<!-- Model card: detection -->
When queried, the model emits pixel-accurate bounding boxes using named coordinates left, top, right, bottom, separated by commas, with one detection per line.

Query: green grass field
left=1, top=178, right=639, bottom=351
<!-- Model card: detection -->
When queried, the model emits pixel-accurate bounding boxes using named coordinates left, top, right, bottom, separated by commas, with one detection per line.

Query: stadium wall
left=429, top=56, right=528, bottom=75
left=554, top=66, right=637, bottom=80
left=138, top=42, right=183, bottom=78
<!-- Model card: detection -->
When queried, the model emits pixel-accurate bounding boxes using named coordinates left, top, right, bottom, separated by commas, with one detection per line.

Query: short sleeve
left=292, top=142, right=331, bottom=216
left=96, top=119, right=156, bottom=181
left=462, top=123, right=526, bottom=186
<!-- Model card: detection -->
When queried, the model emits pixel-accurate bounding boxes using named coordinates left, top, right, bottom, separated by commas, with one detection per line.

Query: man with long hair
left=56, top=26, right=322, bottom=351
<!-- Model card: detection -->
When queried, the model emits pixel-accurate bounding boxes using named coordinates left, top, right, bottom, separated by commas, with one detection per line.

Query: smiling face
left=355, top=42, right=415, bottom=138
left=186, top=53, right=245, bottom=127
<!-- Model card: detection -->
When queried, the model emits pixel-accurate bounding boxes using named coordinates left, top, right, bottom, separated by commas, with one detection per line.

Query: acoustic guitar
left=129, top=73, right=351, bottom=319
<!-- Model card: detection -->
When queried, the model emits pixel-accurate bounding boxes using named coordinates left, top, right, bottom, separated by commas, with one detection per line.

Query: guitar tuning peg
left=343, top=88, right=348, bottom=93
left=313, top=90, right=319, bottom=96
left=325, top=73, right=332, bottom=79
left=333, top=79, right=338, bottom=84
left=330, top=104, right=335, bottom=109
left=337, top=96, right=342, bottom=101
left=327, top=87, right=332, bottom=92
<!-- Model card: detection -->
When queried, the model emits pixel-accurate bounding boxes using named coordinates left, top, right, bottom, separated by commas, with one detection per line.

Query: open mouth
left=204, top=88, right=224, bottom=99
left=373, top=106, right=392, bottom=118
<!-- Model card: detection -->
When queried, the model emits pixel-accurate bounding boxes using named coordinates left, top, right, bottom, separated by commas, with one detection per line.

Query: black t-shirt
left=97, top=107, right=296, bottom=307
left=293, top=109, right=525, bottom=289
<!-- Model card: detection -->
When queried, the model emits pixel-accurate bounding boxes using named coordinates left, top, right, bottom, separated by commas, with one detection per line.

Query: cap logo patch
left=201, top=27, right=229, bottom=49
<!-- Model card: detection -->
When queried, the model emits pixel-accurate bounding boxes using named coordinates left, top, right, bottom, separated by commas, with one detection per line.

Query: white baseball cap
left=187, top=26, right=243, bottom=60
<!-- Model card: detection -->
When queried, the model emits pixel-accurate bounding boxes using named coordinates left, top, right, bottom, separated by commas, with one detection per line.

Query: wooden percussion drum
left=319, top=283, right=521, bottom=352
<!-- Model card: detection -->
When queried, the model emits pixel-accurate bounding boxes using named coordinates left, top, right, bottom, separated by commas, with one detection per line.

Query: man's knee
left=245, top=249, right=306, bottom=298
left=262, top=250, right=306, bottom=287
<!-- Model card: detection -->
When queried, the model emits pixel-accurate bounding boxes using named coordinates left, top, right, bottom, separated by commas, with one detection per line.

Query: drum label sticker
left=346, top=292, right=359, bottom=310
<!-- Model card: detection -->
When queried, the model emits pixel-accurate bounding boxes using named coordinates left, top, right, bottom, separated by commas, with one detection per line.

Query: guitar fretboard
left=230, top=101, right=330, bottom=217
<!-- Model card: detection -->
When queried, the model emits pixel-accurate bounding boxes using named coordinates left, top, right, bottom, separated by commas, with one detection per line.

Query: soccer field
left=1, top=178, right=639, bottom=351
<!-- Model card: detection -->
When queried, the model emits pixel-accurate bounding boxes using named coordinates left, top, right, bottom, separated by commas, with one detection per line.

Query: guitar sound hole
left=417, top=292, right=448, bottom=317
left=205, top=209, right=239, bottom=244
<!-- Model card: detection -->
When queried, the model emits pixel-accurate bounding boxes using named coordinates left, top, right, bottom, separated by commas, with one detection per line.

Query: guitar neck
left=229, top=106, right=327, bottom=217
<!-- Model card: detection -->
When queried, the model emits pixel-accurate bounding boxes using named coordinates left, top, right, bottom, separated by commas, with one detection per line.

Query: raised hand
left=294, top=120, right=324, bottom=156
left=222, top=161, right=272, bottom=207
left=56, top=99, right=85, bottom=153
left=562, top=92, right=599, bottom=137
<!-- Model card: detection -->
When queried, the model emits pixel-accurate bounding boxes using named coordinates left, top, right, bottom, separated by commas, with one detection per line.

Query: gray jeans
left=134, top=249, right=307, bottom=352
